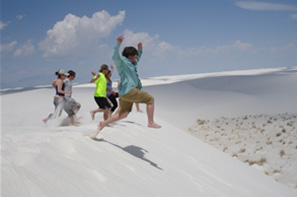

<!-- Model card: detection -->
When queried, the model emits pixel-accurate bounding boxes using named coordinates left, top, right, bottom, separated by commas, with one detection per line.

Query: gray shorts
left=64, top=98, right=81, bottom=117
left=47, top=97, right=65, bottom=119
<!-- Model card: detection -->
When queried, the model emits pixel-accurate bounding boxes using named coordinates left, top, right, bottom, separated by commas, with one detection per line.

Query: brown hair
left=99, top=64, right=109, bottom=72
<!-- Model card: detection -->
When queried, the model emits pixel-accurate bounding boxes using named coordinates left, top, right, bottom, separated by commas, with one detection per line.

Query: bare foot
left=148, top=122, right=161, bottom=129
left=88, top=132, right=98, bottom=139
left=42, top=118, right=48, bottom=123
left=97, top=121, right=105, bottom=131
left=90, top=111, right=95, bottom=120
left=137, top=109, right=143, bottom=113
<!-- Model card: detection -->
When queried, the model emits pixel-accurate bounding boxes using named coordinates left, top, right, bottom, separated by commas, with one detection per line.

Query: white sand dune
left=1, top=67, right=297, bottom=197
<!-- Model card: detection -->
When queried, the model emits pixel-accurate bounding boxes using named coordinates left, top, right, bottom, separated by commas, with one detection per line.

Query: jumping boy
left=96, top=35, right=161, bottom=132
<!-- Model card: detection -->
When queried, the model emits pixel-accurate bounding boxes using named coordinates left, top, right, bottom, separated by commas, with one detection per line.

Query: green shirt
left=112, top=42, right=142, bottom=96
left=93, top=73, right=107, bottom=97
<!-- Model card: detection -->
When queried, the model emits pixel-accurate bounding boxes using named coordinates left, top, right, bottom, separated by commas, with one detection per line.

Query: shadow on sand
left=94, top=139, right=163, bottom=170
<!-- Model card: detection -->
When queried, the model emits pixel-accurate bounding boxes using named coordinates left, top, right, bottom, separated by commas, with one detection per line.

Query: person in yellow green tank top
left=90, top=64, right=112, bottom=121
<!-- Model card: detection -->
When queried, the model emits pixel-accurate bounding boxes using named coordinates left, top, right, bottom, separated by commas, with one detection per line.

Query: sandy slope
left=188, top=113, right=297, bottom=189
left=1, top=67, right=297, bottom=196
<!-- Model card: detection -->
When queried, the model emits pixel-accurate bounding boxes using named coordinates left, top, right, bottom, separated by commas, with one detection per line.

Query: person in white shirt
left=64, top=70, right=81, bottom=126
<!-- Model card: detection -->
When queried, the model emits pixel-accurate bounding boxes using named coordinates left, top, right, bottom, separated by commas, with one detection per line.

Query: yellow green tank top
left=94, top=73, right=107, bottom=97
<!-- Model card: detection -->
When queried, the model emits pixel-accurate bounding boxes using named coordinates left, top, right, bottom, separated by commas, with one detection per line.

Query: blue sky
left=1, top=0, right=297, bottom=89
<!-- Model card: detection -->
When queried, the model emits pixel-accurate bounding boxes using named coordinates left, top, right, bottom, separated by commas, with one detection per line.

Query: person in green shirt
left=90, top=64, right=111, bottom=121
left=97, top=35, right=161, bottom=132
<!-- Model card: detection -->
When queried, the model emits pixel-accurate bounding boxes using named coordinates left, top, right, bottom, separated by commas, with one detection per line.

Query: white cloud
left=16, top=15, right=25, bottom=20
left=291, top=14, right=297, bottom=20
left=268, top=43, right=297, bottom=53
left=95, top=29, right=295, bottom=76
left=178, top=41, right=253, bottom=57
left=235, top=1, right=297, bottom=11
left=121, top=31, right=254, bottom=61
left=0, top=41, right=17, bottom=53
left=0, top=21, right=9, bottom=30
left=122, top=30, right=157, bottom=49
left=14, top=40, right=35, bottom=57
left=39, top=10, right=125, bottom=57
left=215, top=40, right=252, bottom=52
left=156, top=41, right=180, bottom=53
left=122, top=30, right=180, bottom=58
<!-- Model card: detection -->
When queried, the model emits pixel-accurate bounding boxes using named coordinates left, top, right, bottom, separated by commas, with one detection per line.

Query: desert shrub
left=287, top=121, right=294, bottom=127
left=273, top=169, right=281, bottom=174
left=197, top=119, right=206, bottom=125
left=248, top=157, right=266, bottom=166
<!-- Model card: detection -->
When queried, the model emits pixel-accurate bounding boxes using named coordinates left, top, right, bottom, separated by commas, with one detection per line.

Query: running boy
left=64, top=70, right=81, bottom=126
left=90, top=64, right=111, bottom=121
left=97, top=35, right=161, bottom=131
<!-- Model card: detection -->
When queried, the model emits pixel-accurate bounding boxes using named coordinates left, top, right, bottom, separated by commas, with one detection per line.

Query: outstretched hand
left=117, top=35, right=124, bottom=43
left=138, top=42, right=143, bottom=50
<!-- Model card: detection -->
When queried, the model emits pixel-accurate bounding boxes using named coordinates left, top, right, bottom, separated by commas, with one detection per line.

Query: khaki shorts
left=119, top=88, right=154, bottom=114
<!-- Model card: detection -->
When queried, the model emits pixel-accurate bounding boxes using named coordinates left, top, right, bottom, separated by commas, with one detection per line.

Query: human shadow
left=107, top=121, right=144, bottom=128
left=121, top=120, right=143, bottom=127
left=95, top=139, right=163, bottom=170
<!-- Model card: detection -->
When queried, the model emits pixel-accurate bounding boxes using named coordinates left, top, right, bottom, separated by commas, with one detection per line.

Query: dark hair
left=122, top=46, right=138, bottom=58
left=99, top=64, right=109, bottom=72
left=55, top=71, right=63, bottom=79
left=68, top=70, right=76, bottom=77
left=105, top=70, right=111, bottom=79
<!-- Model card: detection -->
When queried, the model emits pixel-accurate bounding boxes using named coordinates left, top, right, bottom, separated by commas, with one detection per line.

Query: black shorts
left=94, top=97, right=111, bottom=109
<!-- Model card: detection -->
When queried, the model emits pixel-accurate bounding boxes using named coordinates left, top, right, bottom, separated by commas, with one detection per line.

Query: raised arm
left=138, top=42, right=143, bottom=50
left=90, top=73, right=100, bottom=83
left=136, top=42, right=143, bottom=62
left=112, top=35, right=124, bottom=66
left=117, top=35, right=124, bottom=43
left=110, top=65, right=114, bottom=75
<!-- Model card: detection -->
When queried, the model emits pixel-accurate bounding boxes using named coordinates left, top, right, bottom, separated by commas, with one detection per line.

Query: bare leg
left=103, top=109, right=111, bottom=121
left=98, top=112, right=129, bottom=131
left=74, top=106, right=81, bottom=114
left=90, top=108, right=105, bottom=120
left=70, top=116, right=79, bottom=127
left=135, top=103, right=143, bottom=113
left=42, top=117, right=49, bottom=123
left=147, top=103, right=161, bottom=128
left=42, top=114, right=52, bottom=123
